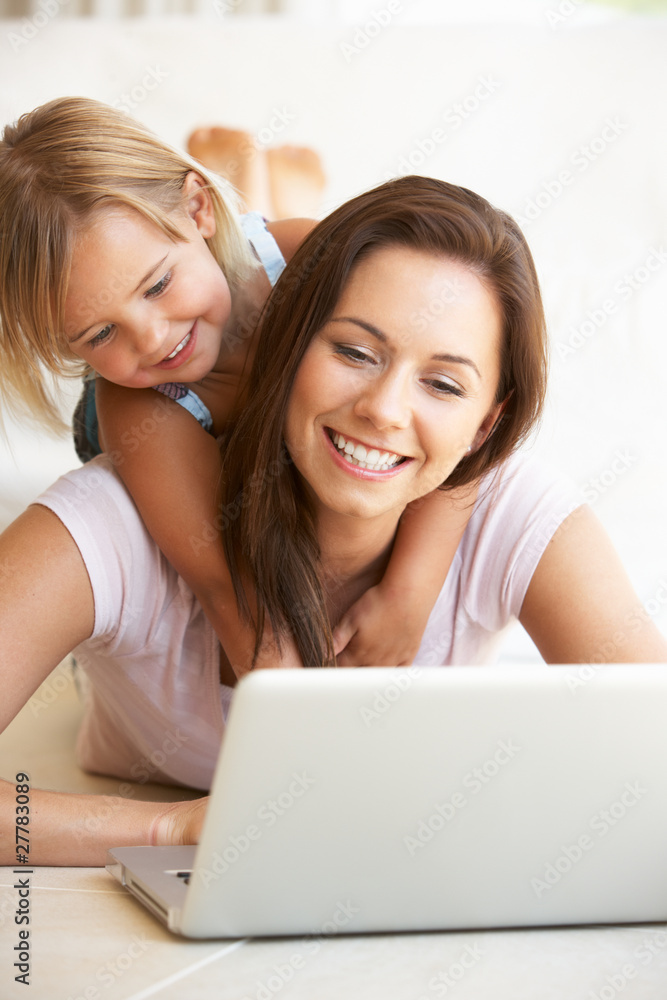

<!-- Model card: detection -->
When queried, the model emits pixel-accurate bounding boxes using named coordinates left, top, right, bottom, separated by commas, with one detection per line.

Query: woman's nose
left=353, top=370, right=411, bottom=430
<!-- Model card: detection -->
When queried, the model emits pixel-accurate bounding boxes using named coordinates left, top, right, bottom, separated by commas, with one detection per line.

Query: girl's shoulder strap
left=240, top=211, right=286, bottom=287
left=153, top=382, right=213, bottom=432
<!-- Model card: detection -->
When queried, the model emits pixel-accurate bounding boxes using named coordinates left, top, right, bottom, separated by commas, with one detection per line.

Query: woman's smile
left=325, top=426, right=412, bottom=476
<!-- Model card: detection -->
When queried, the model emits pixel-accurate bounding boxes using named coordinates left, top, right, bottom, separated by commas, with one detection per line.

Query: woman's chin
left=310, top=483, right=408, bottom=525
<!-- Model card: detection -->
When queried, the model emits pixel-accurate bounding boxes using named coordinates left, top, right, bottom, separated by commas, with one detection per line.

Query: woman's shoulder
left=474, top=450, right=583, bottom=534
left=457, top=450, right=585, bottom=629
left=35, top=456, right=180, bottom=640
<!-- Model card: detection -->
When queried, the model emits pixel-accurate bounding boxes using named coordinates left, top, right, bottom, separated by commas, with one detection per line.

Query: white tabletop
left=2, top=864, right=667, bottom=999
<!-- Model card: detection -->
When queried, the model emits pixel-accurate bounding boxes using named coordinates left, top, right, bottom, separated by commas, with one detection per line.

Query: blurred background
left=0, top=0, right=665, bottom=656
left=1, top=0, right=666, bottom=19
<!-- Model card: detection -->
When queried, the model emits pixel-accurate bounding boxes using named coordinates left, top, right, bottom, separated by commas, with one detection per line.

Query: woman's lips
left=325, top=427, right=411, bottom=478
left=154, top=323, right=197, bottom=370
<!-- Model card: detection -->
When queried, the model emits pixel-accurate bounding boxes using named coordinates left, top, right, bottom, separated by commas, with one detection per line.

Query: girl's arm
left=0, top=505, right=206, bottom=865
left=335, top=485, right=476, bottom=665
left=96, top=381, right=300, bottom=680
left=93, top=218, right=316, bottom=679
left=520, top=504, right=667, bottom=662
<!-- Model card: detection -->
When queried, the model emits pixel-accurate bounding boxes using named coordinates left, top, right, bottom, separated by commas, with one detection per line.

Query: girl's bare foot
left=187, top=126, right=326, bottom=220
left=266, top=145, right=326, bottom=219
left=187, top=126, right=273, bottom=217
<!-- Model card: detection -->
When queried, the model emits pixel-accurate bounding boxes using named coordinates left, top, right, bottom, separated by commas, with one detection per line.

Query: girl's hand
left=333, top=582, right=430, bottom=667
left=243, top=625, right=303, bottom=674
left=152, top=796, right=210, bottom=847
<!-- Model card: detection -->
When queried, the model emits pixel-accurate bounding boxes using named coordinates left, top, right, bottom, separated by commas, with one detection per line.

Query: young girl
left=0, top=96, right=476, bottom=678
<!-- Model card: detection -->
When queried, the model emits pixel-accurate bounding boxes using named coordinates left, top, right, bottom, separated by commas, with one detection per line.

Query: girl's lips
left=323, top=427, right=412, bottom=480
left=154, top=323, right=198, bottom=370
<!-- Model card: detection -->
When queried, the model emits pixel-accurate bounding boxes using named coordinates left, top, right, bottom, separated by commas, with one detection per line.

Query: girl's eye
left=88, top=324, right=113, bottom=349
left=146, top=272, right=172, bottom=298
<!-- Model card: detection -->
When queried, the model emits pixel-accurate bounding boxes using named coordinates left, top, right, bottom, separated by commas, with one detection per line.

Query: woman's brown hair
left=222, top=175, right=548, bottom=666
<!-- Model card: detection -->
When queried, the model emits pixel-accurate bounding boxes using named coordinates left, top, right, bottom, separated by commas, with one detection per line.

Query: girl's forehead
left=75, top=202, right=163, bottom=241
left=70, top=204, right=182, bottom=278
left=65, top=206, right=174, bottom=320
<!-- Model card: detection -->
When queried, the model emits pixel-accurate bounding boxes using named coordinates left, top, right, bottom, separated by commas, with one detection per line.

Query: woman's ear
left=181, top=171, right=217, bottom=238
left=470, top=396, right=510, bottom=453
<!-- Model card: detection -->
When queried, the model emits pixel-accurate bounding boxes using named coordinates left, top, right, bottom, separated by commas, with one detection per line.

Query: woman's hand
left=333, top=581, right=430, bottom=667
left=151, top=796, right=211, bottom=847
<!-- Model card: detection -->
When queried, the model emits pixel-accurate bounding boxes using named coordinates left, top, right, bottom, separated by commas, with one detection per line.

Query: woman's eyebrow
left=329, top=316, right=482, bottom=381
left=432, top=352, right=482, bottom=381
left=330, top=316, right=387, bottom=342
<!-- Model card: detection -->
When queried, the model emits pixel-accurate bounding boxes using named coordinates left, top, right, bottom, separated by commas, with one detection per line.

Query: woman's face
left=284, top=246, right=504, bottom=524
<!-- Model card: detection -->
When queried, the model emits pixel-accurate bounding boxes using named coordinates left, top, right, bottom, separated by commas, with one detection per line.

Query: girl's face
left=63, top=176, right=231, bottom=387
left=284, top=246, right=504, bottom=525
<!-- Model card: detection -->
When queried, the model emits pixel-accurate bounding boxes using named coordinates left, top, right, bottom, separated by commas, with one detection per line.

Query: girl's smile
left=153, top=323, right=198, bottom=370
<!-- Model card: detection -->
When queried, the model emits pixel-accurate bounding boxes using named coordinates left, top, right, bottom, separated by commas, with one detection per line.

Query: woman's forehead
left=334, top=246, right=503, bottom=368
left=343, top=245, right=493, bottom=305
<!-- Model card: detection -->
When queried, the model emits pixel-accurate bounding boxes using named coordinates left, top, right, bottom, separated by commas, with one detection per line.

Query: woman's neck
left=316, top=507, right=400, bottom=625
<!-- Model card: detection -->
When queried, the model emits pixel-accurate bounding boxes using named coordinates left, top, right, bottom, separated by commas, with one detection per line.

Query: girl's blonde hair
left=0, top=96, right=258, bottom=431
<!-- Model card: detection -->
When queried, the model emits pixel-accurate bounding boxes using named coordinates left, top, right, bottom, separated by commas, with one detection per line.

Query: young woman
left=1, top=176, right=664, bottom=866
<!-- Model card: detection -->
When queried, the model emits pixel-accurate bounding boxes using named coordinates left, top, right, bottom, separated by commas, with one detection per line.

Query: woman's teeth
left=331, top=432, right=403, bottom=471
left=165, top=331, right=191, bottom=360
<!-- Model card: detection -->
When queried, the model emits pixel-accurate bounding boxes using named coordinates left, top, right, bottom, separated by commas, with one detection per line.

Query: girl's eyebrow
left=132, top=254, right=169, bottom=294
left=69, top=255, right=169, bottom=343
left=328, top=315, right=482, bottom=381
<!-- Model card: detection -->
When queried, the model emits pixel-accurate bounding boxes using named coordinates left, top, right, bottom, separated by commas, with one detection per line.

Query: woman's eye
left=88, top=325, right=113, bottom=349
left=425, top=378, right=465, bottom=398
left=146, top=271, right=172, bottom=298
left=335, top=345, right=374, bottom=364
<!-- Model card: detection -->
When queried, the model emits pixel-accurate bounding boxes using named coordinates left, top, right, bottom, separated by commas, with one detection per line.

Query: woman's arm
left=0, top=505, right=207, bottom=865
left=0, top=782, right=208, bottom=867
left=0, top=505, right=93, bottom=730
left=520, top=504, right=667, bottom=663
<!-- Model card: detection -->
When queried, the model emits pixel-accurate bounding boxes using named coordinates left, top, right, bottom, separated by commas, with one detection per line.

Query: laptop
left=106, top=664, right=667, bottom=938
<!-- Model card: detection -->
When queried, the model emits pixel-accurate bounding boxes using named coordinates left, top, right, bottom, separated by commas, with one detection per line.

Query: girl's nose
left=131, top=317, right=169, bottom=359
left=352, top=370, right=411, bottom=430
